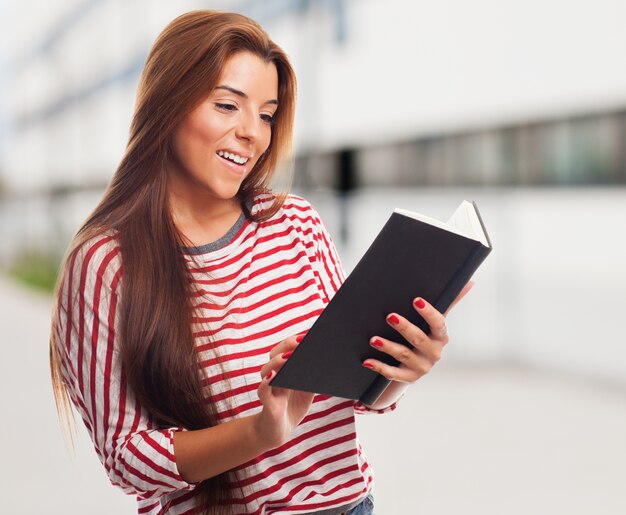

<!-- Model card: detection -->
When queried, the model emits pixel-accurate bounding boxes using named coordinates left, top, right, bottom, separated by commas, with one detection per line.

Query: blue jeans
left=347, top=492, right=374, bottom=515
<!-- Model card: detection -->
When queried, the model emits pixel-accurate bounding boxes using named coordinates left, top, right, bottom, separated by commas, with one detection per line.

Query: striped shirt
left=54, top=194, right=396, bottom=514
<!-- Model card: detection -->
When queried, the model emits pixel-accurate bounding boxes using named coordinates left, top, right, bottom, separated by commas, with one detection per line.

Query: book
left=270, top=200, right=492, bottom=405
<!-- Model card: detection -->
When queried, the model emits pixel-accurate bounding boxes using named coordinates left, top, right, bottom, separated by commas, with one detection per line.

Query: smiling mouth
left=217, top=150, right=250, bottom=166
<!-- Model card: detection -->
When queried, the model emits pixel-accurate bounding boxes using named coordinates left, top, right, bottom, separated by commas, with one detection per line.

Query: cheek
left=260, top=126, right=273, bottom=154
left=187, top=116, right=223, bottom=148
left=174, top=119, right=221, bottom=165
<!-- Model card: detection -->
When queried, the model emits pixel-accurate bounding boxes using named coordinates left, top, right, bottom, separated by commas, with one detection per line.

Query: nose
left=235, top=108, right=260, bottom=143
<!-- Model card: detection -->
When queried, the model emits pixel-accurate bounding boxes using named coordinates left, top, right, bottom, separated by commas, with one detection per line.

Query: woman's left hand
left=363, top=281, right=474, bottom=383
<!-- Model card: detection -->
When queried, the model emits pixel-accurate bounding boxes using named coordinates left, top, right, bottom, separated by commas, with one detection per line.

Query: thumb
left=257, top=369, right=274, bottom=403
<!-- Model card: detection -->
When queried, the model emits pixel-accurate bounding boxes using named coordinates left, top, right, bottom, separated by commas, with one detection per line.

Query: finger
left=269, top=332, right=307, bottom=359
left=371, top=333, right=442, bottom=365
left=387, top=310, right=449, bottom=352
left=259, top=371, right=290, bottom=413
left=259, top=349, right=294, bottom=379
left=411, top=298, right=449, bottom=342
left=257, top=369, right=274, bottom=403
left=362, top=356, right=433, bottom=383
left=444, top=280, right=474, bottom=316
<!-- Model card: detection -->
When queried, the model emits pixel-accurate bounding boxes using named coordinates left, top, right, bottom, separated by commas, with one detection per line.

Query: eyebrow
left=215, top=85, right=278, bottom=106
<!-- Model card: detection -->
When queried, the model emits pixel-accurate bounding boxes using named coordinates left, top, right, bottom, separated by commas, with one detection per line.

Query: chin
left=205, top=184, right=244, bottom=202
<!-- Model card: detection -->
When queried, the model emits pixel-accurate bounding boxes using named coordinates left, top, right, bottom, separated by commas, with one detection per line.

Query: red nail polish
left=387, top=314, right=400, bottom=325
left=371, top=338, right=384, bottom=348
left=295, top=334, right=306, bottom=343
left=265, top=370, right=274, bottom=380
left=282, top=351, right=293, bottom=360
left=414, top=298, right=426, bottom=309
left=363, top=362, right=374, bottom=369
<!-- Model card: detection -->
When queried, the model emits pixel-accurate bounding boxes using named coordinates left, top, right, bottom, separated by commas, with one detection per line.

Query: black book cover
left=270, top=201, right=492, bottom=405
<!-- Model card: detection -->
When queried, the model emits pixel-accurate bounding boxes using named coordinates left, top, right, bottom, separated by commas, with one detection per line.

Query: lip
left=217, top=148, right=253, bottom=160
left=216, top=152, right=249, bottom=176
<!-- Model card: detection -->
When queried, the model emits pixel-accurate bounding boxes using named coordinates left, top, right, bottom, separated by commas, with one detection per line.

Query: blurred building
left=4, top=0, right=626, bottom=190
left=2, top=1, right=626, bottom=245
left=1, top=0, right=625, bottom=383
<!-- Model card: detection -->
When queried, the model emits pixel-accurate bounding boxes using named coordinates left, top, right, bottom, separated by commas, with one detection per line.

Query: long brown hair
left=50, top=10, right=297, bottom=513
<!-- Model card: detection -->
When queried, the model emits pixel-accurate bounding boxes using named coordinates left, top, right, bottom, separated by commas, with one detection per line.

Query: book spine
left=434, top=243, right=491, bottom=314
left=359, top=375, right=391, bottom=406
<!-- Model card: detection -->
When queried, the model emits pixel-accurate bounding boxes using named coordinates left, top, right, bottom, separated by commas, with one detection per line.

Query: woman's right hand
left=254, top=333, right=314, bottom=449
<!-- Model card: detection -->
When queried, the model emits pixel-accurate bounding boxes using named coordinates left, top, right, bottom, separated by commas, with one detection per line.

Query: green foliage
left=8, top=251, right=60, bottom=293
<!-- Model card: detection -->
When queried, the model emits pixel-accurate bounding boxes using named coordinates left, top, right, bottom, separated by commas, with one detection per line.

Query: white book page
left=394, top=201, right=490, bottom=247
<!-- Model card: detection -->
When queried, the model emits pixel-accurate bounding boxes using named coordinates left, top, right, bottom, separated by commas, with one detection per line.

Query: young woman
left=50, top=10, right=471, bottom=515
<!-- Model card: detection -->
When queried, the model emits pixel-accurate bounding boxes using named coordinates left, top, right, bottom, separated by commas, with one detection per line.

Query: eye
left=260, top=113, right=276, bottom=126
left=214, top=103, right=238, bottom=112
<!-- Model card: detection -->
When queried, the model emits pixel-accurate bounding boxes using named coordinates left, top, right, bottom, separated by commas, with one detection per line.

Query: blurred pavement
left=1, top=275, right=624, bottom=514
left=0, top=276, right=135, bottom=514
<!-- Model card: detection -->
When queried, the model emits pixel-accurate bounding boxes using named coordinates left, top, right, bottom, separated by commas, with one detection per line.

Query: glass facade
left=295, top=110, right=626, bottom=190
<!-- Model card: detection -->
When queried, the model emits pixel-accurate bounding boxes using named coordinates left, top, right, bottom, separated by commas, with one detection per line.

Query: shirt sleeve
left=303, top=202, right=346, bottom=303
left=353, top=398, right=401, bottom=415
left=53, top=235, right=195, bottom=499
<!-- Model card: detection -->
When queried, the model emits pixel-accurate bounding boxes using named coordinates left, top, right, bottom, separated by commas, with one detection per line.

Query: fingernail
left=265, top=370, right=274, bottom=380
left=371, top=338, right=384, bottom=348
left=387, top=314, right=400, bottom=325
left=414, top=298, right=426, bottom=309
left=363, top=362, right=374, bottom=369
left=281, top=351, right=293, bottom=360
left=295, top=334, right=306, bottom=343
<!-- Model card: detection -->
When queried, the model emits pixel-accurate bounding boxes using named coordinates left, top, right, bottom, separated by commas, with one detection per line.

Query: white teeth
left=217, top=150, right=249, bottom=165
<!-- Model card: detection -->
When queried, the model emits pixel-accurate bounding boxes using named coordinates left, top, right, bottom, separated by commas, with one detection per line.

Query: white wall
left=272, top=0, right=626, bottom=151
left=5, top=0, right=626, bottom=189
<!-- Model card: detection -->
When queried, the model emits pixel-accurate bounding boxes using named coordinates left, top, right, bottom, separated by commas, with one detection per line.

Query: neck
left=168, top=189, right=243, bottom=248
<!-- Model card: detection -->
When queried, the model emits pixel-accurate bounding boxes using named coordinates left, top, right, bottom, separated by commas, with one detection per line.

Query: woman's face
left=170, top=51, right=278, bottom=209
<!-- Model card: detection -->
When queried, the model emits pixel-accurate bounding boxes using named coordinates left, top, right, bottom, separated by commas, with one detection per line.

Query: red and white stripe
left=55, top=195, right=395, bottom=514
